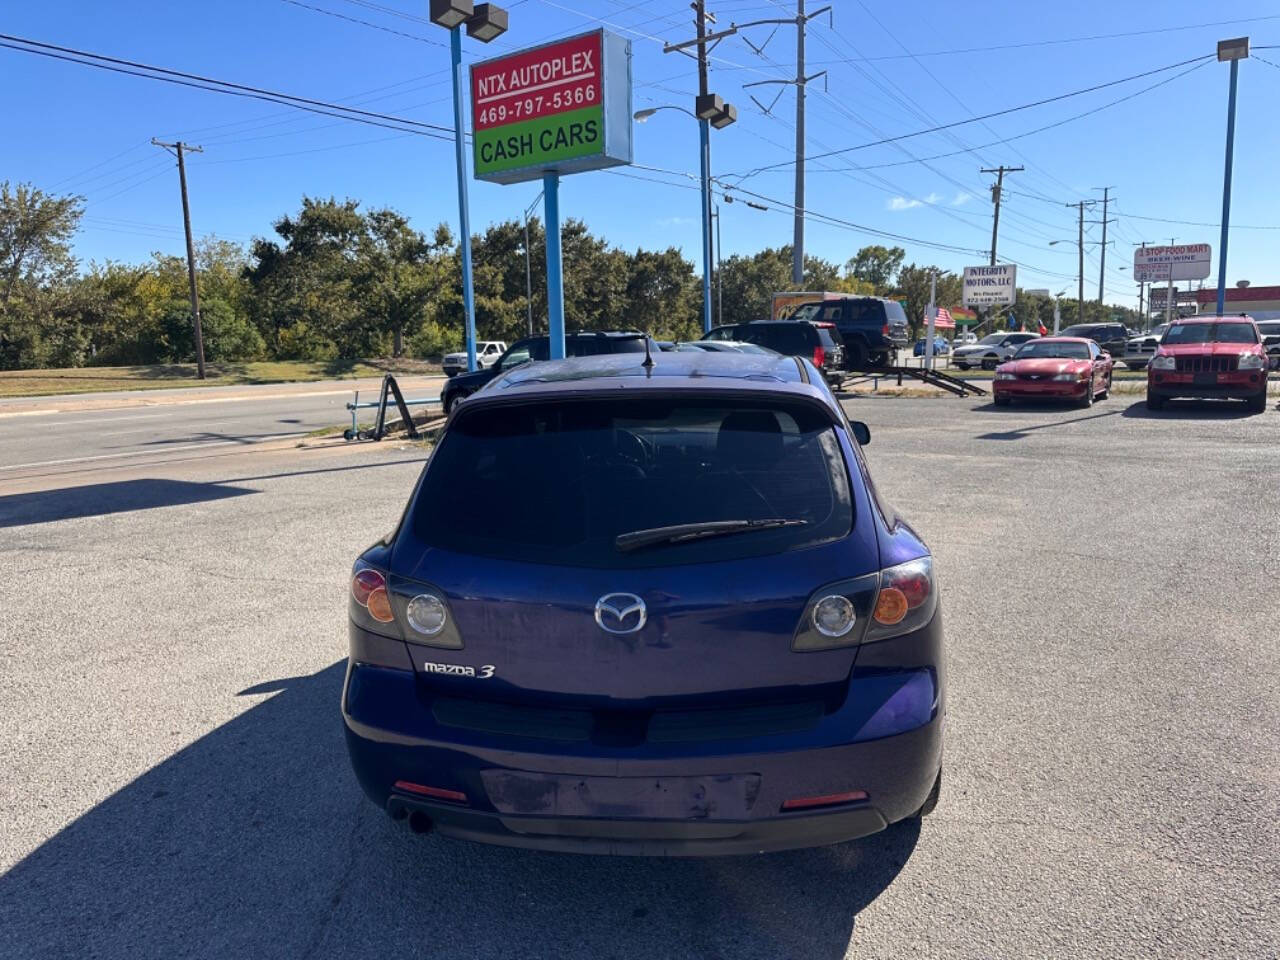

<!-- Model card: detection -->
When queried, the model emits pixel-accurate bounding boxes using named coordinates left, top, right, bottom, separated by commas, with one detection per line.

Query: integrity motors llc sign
left=470, top=30, right=633, bottom=185
left=962, top=264, right=1017, bottom=307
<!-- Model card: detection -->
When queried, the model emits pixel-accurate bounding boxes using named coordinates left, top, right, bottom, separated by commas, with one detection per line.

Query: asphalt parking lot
left=2, top=394, right=1277, bottom=959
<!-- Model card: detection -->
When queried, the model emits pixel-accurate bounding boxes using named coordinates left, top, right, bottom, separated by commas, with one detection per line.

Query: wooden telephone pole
left=152, top=139, right=206, bottom=379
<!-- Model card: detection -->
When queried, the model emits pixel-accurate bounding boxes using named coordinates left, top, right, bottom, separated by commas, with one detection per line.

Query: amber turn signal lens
left=366, top=586, right=395, bottom=623
left=873, top=587, right=909, bottom=625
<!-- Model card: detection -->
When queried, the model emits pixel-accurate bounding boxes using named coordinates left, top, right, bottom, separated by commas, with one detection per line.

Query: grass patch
left=0, top=358, right=441, bottom=398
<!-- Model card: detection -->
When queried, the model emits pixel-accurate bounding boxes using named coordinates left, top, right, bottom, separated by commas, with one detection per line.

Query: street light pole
left=448, top=27, right=478, bottom=374
left=431, top=1, right=509, bottom=371
left=1215, top=37, right=1249, bottom=315
left=635, top=102, right=734, bottom=334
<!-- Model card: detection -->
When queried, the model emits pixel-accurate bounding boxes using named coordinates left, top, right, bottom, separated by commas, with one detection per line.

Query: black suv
left=1058, top=322, right=1127, bottom=358
left=790, top=297, right=910, bottom=369
left=440, top=331, right=653, bottom=413
left=702, top=320, right=845, bottom=385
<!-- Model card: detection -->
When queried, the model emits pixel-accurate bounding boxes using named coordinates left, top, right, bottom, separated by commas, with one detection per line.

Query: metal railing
left=344, top=374, right=441, bottom=441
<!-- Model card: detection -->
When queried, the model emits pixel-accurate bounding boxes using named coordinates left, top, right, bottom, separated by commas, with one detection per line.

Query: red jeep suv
left=1146, top=317, right=1270, bottom=413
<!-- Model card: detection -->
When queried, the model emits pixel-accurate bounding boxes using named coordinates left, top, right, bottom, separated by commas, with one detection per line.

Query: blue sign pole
left=699, top=117, right=713, bottom=335
left=1215, top=57, right=1239, bottom=316
left=450, top=27, right=478, bottom=373
left=544, top=172, right=566, bottom=360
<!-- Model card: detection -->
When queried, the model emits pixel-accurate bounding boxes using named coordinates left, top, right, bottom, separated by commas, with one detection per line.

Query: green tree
left=0, top=182, right=85, bottom=368
left=845, top=245, right=905, bottom=292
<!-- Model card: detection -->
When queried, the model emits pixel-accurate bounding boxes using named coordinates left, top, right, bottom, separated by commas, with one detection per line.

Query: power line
left=795, top=61, right=1209, bottom=176
left=802, top=14, right=1280, bottom=63
left=729, top=54, right=1215, bottom=177
left=279, top=0, right=447, bottom=46
left=0, top=32, right=456, bottom=139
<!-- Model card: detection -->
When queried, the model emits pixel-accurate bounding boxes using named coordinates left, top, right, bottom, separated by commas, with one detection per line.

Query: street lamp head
left=695, top=92, right=725, bottom=121
left=710, top=102, right=737, bottom=129
left=1217, top=36, right=1249, bottom=62
left=1048, top=240, right=1062, bottom=246
left=466, top=3, right=508, bottom=42
left=430, top=0, right=473, bottom=29
left=633, top=108, right=658, bottom=122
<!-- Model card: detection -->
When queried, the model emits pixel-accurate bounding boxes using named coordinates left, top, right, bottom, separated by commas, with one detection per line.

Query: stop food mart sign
left=470, top=29, right=633, bottom=185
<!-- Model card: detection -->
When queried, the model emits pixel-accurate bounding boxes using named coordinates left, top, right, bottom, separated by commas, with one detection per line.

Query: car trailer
left=835, top=365, right=988, bottom=397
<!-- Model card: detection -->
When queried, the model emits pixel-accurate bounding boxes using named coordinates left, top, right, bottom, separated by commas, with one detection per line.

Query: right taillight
left=813, top=345, right=826, bottom=367
left=864, top=557, right=937, bottom=643
left=793, top=556, right=937, bottom=651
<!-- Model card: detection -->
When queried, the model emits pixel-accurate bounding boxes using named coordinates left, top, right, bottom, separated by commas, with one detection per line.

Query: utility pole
left=1093, top=186, right=1115, bottom=302
left=152, top=139, right=206, bottom=379
left=981, top=165, right=1022, bottom=265
left=662, top=4, right=738, bottom=333
left=717, top=209, right=724, bottom=326
left=738, top=2, right=830, bottom=286
left=792, top=0, right=806, bottom=286
left=1165, top=236, right=1176, bottom=326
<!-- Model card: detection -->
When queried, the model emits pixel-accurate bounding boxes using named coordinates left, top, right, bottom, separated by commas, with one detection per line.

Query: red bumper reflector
left=782, top=790, right=869, bottom=811
left=393, top=780, right=468, bottom=804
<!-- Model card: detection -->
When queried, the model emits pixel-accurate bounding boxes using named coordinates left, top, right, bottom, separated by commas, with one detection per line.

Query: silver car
left=1122, top=324, right=1170, bottom=370
left=951, top=332, right=1040, bottom=370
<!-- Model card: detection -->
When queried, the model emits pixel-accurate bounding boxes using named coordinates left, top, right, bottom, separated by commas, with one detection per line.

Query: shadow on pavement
left=0, top=478, right=255, bottom=528
left=1121, top=398, right=1263, bottom=419
left=1, top=661, right=917, bottom=960
left=972, top=406, right=1122, bottom=440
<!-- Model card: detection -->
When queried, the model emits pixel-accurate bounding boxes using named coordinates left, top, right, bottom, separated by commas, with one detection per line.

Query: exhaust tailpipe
left=408, top=811, right=433, bottom=835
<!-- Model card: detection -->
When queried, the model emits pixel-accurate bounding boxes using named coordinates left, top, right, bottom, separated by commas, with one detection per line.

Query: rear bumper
left=1148, top=370, right=1266, bottom=400
left=342, top=619, right=944, bottom=856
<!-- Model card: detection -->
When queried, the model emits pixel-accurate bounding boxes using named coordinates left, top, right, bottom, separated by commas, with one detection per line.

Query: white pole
left=925, top=271, right=937, bottom=372
left=1053, top=298, right=1061, bottom=334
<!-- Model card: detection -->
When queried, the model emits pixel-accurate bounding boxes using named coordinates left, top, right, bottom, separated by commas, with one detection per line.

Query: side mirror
left=851, top=420, right=871, bottom=445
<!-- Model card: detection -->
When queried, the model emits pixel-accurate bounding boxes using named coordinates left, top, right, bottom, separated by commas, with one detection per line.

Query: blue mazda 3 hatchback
left=343, top=350, right=944, bottom=855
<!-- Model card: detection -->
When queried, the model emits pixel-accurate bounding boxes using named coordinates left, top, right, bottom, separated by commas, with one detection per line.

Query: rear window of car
left=741, top=324, right=812, bottom=356
left=882, top=300, right=908, bottom=325
left=413, top=398, right=853, bottom=569
left=1164, top=322, right=1258, bottom=345
left=1059, top=325, right=1099, bottom=338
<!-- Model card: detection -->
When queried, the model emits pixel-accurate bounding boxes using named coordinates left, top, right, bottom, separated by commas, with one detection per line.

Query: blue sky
left=4, top=0, right=1280, bottom=307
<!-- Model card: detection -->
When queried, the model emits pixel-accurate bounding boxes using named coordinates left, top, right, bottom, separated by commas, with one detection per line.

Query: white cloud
left=656, top=215, right=696, bottom=226
left=889, top=193, right=942, bottom=211
left=952, top=192, right=973, bottom=206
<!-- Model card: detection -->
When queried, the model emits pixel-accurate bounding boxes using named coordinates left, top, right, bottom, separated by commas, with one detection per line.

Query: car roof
left=464, top=351, right=841, bottom=416
left=1027, top=336, right=1091, bottom=344
left=1172, top=321, right=1259, bottom=330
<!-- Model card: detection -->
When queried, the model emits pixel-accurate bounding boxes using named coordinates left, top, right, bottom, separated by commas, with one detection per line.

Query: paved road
left=1, top=394, right=1277, bottom=958
left=0, top=376, right=444, bottom=478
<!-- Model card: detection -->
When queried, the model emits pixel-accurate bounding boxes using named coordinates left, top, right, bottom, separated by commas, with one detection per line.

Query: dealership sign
left=962, top=264, right=1017, bottom=307
left=470, top=30, right=632, bottom=185
left=1133, top=243, right=1211, bottom=283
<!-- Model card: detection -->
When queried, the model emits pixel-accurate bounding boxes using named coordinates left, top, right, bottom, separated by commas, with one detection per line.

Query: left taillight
left=793, top=556, right=937, bottom=651
left=350, top=561, right=463, bottom=649
left=813, top=345, right=826, bottom=367
left=351, top=565, right=394, bottom=623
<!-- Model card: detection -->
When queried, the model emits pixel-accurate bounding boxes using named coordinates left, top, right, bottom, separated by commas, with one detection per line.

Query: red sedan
left=992, top=337, right=1113, bottom=407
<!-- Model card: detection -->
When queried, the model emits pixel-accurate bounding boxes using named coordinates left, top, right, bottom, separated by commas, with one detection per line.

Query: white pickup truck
left=442, top=341, right=506, bottom=377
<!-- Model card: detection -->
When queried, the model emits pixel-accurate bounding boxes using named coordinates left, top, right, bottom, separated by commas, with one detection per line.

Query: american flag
left=931, top=306, right=955, bottom=328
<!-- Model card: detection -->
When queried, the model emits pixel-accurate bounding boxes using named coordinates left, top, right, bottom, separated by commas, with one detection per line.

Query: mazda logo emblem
left=594, top=593, right=646, bottom=634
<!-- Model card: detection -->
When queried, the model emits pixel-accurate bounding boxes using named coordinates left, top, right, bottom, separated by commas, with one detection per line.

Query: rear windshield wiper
left=615, top=518, right=808, bottom=553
